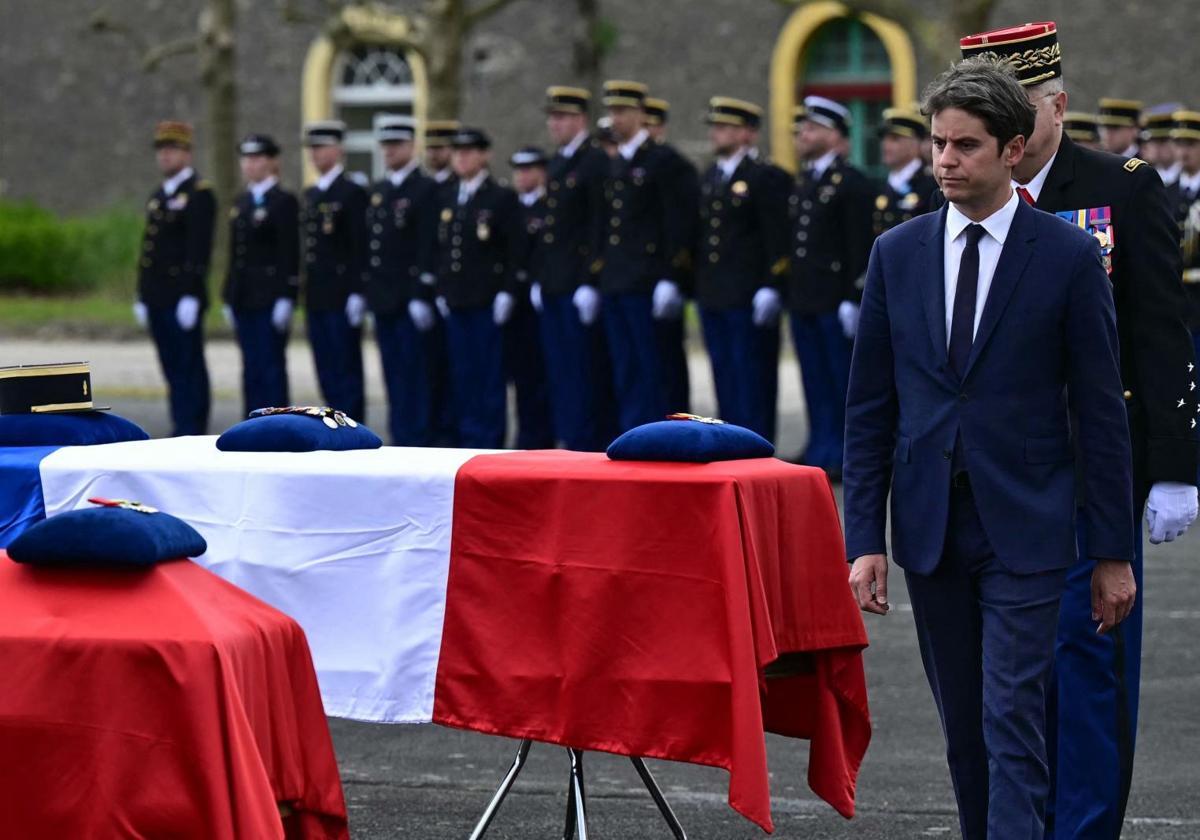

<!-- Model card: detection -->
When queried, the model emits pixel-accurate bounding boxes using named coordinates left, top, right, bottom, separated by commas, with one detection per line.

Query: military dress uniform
left=1170, top=113, right=1200, bottom=483
left=872, top=109, right=938, bottom=238
left=365, top=117, right=451, bottom=446
left=537, top=87, right=618, bottom=451
left=222, top=134, right=299, bottom=415
left=138, top=121, right=215, bottom=436
left=645, top=97, right=695, bottom=415
left=1063, top=112, right=1101, bottom=149
left=425, top=128, right=523, bottom=449
left=958, top=26, right=1198, bottom=840
left=787, top=99, right=874, bottom=474
left=595, top=81, right=690, bottom=432
left=695, top=97, right=788, bottom=441
left=301, top=121, right=369, bottom=422
left=507, top=146, right=554, bottom=449
left=1098, top=97, right=1144, bottom=159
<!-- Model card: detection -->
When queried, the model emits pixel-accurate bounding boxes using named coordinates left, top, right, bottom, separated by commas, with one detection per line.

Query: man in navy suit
left=844, top=58, right=1137, bottom=839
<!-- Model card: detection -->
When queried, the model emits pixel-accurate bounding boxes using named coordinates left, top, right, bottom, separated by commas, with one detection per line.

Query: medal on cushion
left=87, top=497, right=159, bottom=514
left=666, top=412, right=726, bottom=424
left=249, top=405, right=359, bottom=429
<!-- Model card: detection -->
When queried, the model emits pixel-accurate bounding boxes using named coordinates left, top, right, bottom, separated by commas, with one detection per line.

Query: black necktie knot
left=963, top=223, right=986, bottom=247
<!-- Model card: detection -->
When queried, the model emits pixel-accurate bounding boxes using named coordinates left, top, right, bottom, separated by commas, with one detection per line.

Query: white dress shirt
left=431, top=167, right=453, bottom=184
left=618, top=129, right=649, bottom=161
left=457, top=170, right=488, bottom=204
left=561, top=130, right=589, bottom=159
left=388, top=159, right=420, bottom=187
left=316, top=164, right=344, bottom=192
left=1157, top=161, right=1182, bottom=187
left=944, top=189, right=1020, bottom=344
left=1013, top=151, right=1057, bottom=203
left=887, top=158, right=923, bottom=194
left=519, top=186, right=545, bottom=207
left=717, top=147, right=748, bottom=181
left=1177, top=169, right=1200, bottom=199
left=249, top=175, right=277, bottom=204
left=162, top=166, right=194, bottom=197
left=807, top=150, right=839, bottom=181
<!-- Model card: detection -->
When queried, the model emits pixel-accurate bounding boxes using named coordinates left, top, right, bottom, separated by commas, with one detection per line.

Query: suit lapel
left=963, top=199, right=1038, bottom=377
left=917, top=205, right=949, bottom=369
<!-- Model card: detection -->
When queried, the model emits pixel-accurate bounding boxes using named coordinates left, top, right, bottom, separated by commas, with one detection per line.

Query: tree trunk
left=201, top=0, right=238, bottom=289
left=421, top=0, right=468, bottom=119
left=571, top=0, right=602, bottom=95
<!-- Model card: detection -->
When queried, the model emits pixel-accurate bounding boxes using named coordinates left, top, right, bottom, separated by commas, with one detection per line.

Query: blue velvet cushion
left=7, top=506, right=207, bottom=568
left=606, top=417, right=775, bottom=462
left=216, top=413, right=383, bottom=453
left=0, top=411, right=149, bottom=447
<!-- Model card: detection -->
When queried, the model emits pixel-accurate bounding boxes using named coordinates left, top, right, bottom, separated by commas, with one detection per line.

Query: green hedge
left=0, top=200, right=142, bottom=295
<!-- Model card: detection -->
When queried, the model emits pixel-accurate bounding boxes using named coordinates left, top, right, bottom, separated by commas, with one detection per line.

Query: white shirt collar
left=458, top=170, right=488, bottom=200
left=1158, top=161, right=1182, bottom=186
left=519, top=186, right=546, bottom=207
left=389, top=159, right=420, bottom=187
left=947, top=187, right=1020, bottom=247
left=316, top=164, right=344, bottom=192
left=1122, top=143, right=1140, bottom=159
left=746, top=146, right=761, bottom=160
left=717, top=147, right=749, bottom=180
left=807, top=150, right=839, bottom=180
left=1013, top=151, right=1057, bottom=203
left=887, top=158, right=923, bottom=193
left=618, top=129, right=649, bottom=161
left=1178, top=169, right=1200, bottom=195
left=162, top=166, right=194, bottom=196
left=562, top=130, right=589, bottom=158
left=431, top=167, right=453, bottom=183
left=249, top=175, right=277, bottom=202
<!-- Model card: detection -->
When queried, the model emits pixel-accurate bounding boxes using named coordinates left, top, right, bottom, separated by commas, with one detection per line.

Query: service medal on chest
left=476, top=222, right=491, bottom=241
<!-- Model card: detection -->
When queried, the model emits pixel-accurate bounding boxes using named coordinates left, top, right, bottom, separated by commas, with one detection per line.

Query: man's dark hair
left=921, top=56, right=1037, bottom=153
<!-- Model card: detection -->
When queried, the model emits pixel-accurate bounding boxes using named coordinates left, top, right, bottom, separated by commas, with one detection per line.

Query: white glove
left=573, top=284, right=601, bottom=326
left=530, top=282, right=544, bottom=313
left=838, top=300, right=860, bottom=339
left=132, top=301, right=148, bottom=329
left=493, top=291, right=515, bottom=326
left=271, top=298, right=293, bottom=333
left=751, top=287, right=782, bottom=327
left=345, top=293, right=366, bottom=327
left=651, top=279, right=684, bottom=320
left=408, top=299, right=435, bottom=332
left=1145, top=481, right=1199, bottom=544
left=221, top=304, right=236, bottom=329
left=436, top=296, right=451, bottom=320
left=175, top=295, right=200, bottom=331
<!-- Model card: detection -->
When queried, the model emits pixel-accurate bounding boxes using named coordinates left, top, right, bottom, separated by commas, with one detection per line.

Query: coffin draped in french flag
left=4, top=437, right=870, bottom=833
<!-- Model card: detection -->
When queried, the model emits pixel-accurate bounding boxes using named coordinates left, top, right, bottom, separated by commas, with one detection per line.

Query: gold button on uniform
left=1123, top=390, right=1133, bottom=400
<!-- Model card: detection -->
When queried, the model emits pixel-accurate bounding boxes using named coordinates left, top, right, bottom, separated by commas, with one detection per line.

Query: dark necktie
left=949, top=223, right=986, bottom=378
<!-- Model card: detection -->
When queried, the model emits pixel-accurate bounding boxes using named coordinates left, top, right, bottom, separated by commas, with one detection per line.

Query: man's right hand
left=1092, top=559, right=1136, bottom=634
left=849, top=553, right=890, bottom=615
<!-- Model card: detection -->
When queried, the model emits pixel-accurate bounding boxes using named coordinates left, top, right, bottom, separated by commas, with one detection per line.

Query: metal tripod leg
left=630, top=757, right=687, bottom=839
left=562, top=748, right=588, bottom=840
left=468, top=739, right=533, bottom=840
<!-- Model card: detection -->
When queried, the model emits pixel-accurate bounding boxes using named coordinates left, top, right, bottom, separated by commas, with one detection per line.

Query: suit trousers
left=538, top=292, right=613, bottom=451
left=700, top=307, right=780, bottom=442
left=790, top=310, right=850, bottom=468
left=905, top=482, right=1067, bottom=840
left=233, top=307, right=289, bottom=416
left=503, top=295, right=554, bottom=449
left=306, top=310, right=365, bottom=422
left=445, top=305, right=506, bottom=449
left=603, top=292, right=665, bottom=433
left=655, top=313, right=691, bottom=415
left=147, top=305, right=211, bottom=436
left=1045, top=509, right=1143, bottom=840
left=375, top=311, right=434, bottom=446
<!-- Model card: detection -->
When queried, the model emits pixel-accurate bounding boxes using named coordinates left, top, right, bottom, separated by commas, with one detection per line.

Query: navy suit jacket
left=843, top=199, right=1134, bottom=575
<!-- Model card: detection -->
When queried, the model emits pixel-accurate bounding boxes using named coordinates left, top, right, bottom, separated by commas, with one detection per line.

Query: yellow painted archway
left=769, top=1, right=917, bottom=173
left=300, top=6, right=429, bottom=184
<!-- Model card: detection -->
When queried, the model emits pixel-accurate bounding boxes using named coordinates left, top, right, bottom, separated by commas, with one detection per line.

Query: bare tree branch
left=143, top=35, right=201, bottom=71
left=465, top=0, right=524, bottom=27
left=86, top=6, right=148, bottom=54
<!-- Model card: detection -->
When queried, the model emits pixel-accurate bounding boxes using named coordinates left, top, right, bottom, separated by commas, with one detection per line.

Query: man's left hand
left=1091, top=559, right=1137, bottom=634
left=1145, top=481, right=1198, bottom=544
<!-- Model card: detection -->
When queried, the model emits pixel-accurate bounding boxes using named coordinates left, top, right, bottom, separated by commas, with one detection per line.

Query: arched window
left=332, top=46, right=417, bottom=181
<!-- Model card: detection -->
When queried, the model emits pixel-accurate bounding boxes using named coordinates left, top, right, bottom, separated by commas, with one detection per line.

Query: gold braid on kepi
left=959, top=21, right=1062, bottom=86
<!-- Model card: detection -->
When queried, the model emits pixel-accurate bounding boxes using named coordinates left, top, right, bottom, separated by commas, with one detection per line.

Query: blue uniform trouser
left=375, top=310, right=437, bottom=446
left=445, top=305, right=506, bottom=449
left=233, top=307, right=288, bottom=415
left=538, top=292, right=610, bottom=451
left=906, top=483, right=1067, bottom=840
left=1045, top=510, right=1144, bottom=840
left=306, top=310, right=365, bottom=421
left=790, top=310, right=850, bottom=469
left=147, top=305, right=210, bottom=436
left=700, top=307, right=780, bottom=441
left=603, top=292, right=665, bottom=432
left=503, top=297, right=554, bottom=449
left=656, top=314, right=691, bottom=415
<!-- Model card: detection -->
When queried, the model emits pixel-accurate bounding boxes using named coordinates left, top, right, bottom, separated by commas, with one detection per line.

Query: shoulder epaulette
left=1124, top=158, right=1148, bottom=173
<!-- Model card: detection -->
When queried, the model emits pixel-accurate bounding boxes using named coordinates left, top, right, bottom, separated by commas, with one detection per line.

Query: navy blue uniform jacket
left=843, top=199, right=1134, bottom=575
